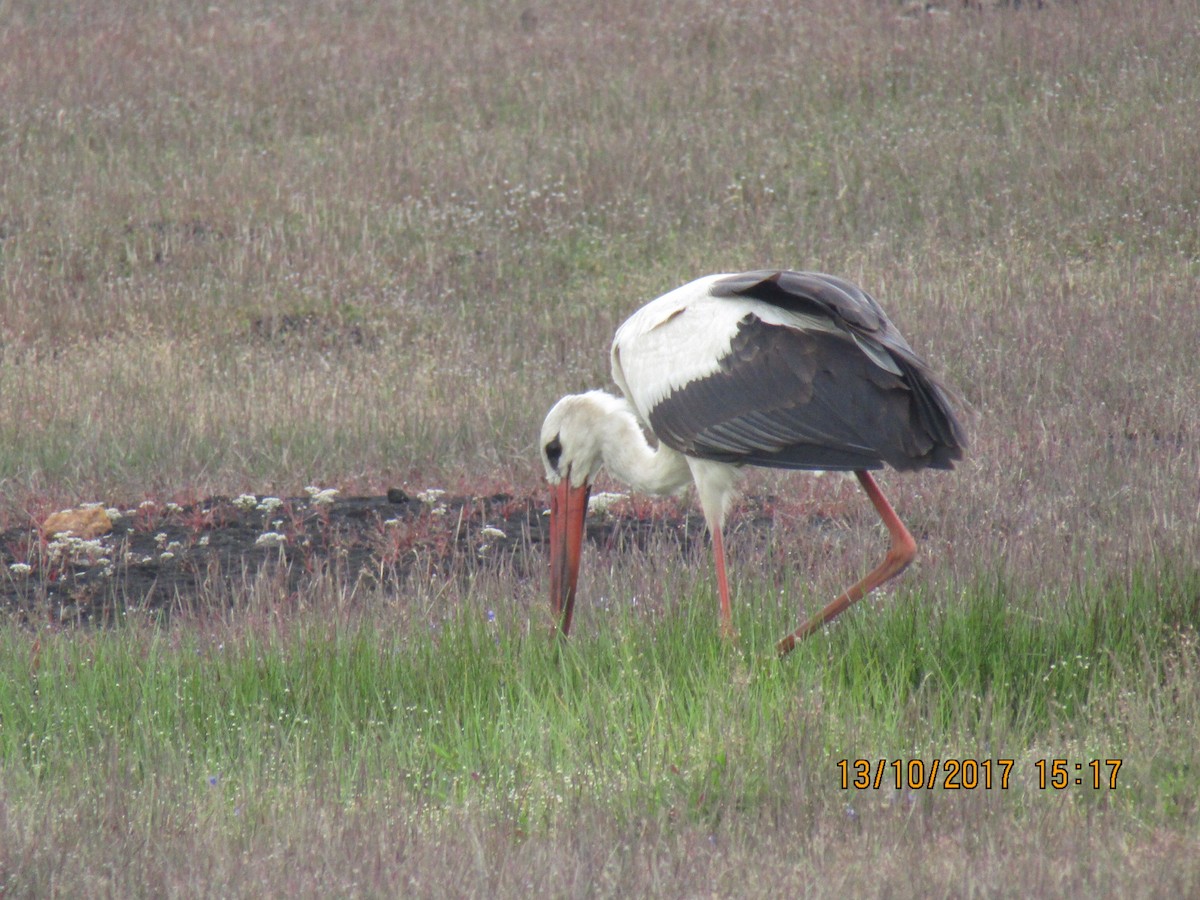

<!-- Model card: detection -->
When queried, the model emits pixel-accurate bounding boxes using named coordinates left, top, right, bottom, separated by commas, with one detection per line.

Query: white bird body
left=541, top=270, right=966, bottom=652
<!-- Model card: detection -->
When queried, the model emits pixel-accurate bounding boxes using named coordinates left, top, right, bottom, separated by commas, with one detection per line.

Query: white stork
left=540, top=270, right=967, bottom=655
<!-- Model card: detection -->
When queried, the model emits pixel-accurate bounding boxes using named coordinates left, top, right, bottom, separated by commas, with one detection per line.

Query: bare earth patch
left=0, top=490, right=721, bottom=627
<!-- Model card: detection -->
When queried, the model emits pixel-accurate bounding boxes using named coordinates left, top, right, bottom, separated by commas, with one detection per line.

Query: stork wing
left=612, top=271, right=966, bottom=472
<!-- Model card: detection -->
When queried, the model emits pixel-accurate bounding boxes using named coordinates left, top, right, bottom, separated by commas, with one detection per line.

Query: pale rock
left=42, top=507, right=113, bottom=540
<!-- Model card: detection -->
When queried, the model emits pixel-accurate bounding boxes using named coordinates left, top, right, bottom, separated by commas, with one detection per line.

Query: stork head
left=540, top=391, right=623, bottom=637
left=539, top=391, right=624, bottom=487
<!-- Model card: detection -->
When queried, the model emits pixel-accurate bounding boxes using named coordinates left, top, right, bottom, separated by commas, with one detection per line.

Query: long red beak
left=549, top=476, right=590, bottom=637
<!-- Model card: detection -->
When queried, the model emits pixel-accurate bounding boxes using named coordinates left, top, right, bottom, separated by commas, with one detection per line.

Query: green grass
left=3, top=565, right=1198, bottom=893
left=4, top=565, right=1196, bottom=818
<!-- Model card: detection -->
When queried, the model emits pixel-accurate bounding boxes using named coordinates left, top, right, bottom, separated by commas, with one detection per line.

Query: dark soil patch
left=0, top=490, right=710, bottom=627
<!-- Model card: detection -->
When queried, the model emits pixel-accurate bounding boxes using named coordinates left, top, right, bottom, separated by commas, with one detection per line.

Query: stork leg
left=711, top=522, right=735, bottom=639
left=776, top=471, right=917, bottom=656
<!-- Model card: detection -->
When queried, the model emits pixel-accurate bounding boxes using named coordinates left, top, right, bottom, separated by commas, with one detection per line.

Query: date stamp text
left=837, top=758, right=1123, bottom=790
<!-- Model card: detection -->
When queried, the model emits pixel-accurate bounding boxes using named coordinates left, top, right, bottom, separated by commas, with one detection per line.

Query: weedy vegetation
left=1, top=0, right=1199, bottom=895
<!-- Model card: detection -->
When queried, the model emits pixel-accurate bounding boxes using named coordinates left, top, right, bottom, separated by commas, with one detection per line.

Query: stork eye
left=544, top=437, right=563, bottom=470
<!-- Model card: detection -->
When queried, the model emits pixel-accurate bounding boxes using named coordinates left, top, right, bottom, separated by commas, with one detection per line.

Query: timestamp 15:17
left=1034, top=758, right=1122, bottom=790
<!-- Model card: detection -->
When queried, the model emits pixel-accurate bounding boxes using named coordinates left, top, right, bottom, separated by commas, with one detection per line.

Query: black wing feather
left=647, top=271, right=967, bottom=472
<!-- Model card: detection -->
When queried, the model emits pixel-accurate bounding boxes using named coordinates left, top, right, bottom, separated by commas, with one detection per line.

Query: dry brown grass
left=6, top=782, right=1196, bottom=898
left=2, top=0, right=1196, bottom=597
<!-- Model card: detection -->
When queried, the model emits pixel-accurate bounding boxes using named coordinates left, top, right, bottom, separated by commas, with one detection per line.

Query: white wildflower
left=480, top=526, right=506, bottom=539
left=417, top=488, right=446, bottom=505
left=305, top=487, right=339, bottom=506
left=233, top=494, right=259, bottom=511
left=588, top=492, right=629, bottom=514
left=8, top=563, right=32, bottom=576
left=47, top=536, right=108, bottom=561
left=255, top=532, right=288, bottom=548
left=256, top=496, right=283, bottom=513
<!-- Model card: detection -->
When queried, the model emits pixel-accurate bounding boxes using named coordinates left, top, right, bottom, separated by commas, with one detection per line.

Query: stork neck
left=600, top=403, right=692, bottom=497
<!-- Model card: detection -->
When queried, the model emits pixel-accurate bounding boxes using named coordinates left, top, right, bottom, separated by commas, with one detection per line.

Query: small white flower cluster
left=587, top=492, right=629, bottom=515
left=476, top=525, right=506, bottom=558
left=48, top=535, right=109, bottom=562
left=255, top=532, right=288, bottom=548
left=417, top=488, right=448, bottom=516
left=8, top=562, right=32, bottom=577
left=236, top=494, right=286, bottom=513
left=305, top=486, right=339, bottom=506
left=45, top=534, right=114, bottom=576
left=152, top=532, right=184, bottom=561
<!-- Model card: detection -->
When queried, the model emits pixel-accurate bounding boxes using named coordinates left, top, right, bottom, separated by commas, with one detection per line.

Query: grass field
left=2, top=0, right=1199, bottom=895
